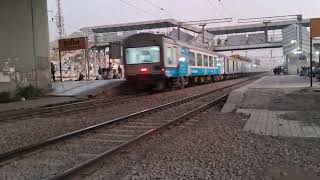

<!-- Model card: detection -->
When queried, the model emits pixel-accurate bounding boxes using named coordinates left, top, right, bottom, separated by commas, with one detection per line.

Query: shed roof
left=81, top=19, right=202, bottom=34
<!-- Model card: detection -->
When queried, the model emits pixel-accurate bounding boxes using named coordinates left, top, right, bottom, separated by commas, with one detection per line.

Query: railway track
left=0, top=76, right=260, bottom=179
left=0, top=94, right=146, bottom=122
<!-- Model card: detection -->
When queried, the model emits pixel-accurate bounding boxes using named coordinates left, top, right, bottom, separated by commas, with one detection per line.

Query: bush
left=15, top=85, right=44, bottom=100
left=0, top=91, right=12, bottom=103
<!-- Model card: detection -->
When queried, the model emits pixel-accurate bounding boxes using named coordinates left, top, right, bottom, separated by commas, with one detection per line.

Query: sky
left=46, top=0, right=320, bottom=66
left=47, top=0, right=320, bottom=40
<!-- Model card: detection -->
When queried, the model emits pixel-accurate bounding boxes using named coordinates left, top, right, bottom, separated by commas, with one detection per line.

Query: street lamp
left=293, top=50, right=303, bottom=54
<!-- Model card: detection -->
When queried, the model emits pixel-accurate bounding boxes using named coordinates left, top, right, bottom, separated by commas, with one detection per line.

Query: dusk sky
left=47, top=0, right=320, bottom=40
left=46, top=0, right=320, bottom=63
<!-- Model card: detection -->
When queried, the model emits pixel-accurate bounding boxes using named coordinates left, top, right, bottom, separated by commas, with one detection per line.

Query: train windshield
left=125, top=46, right=160, bottom=64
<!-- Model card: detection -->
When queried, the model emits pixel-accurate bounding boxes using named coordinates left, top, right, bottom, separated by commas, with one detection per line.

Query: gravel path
left=0, top=77, right=256, bottom=154
left=80, top=109, right=320, bottom=180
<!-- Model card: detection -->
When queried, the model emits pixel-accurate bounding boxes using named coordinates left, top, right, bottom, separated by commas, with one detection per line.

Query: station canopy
left=82, top=19, right=203, bottom=34
left=207, top=19, right=310, bottom=35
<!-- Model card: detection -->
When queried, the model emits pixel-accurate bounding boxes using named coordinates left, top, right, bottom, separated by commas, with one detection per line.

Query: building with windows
left=282, top=24, right=311, bottom=75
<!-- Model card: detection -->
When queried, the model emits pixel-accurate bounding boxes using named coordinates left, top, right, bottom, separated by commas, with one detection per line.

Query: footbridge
left=80, top=18, right=312, bottom=52
left=207, top=19, right=310, bottom=52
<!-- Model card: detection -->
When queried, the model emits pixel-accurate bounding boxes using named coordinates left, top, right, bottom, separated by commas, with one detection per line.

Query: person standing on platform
left=276, top=67, right=281, bottom=75
left=118, top=66, right=123, bottom=79
left=106, top=67, right=111, bottom=79
left=50, top=63, right=56, bottom=82
left=98, top=67, right=102, bottom=75
left=78, top=73, right=84, bottom=81
left=112, top=68, right=117, bottom=79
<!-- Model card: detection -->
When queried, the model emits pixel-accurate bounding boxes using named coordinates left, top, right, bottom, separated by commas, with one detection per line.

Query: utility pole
left=297, top=15, right=303, bottom=62
left=56, top=0, right=65, bottom=38
left=199, top=24, right=207, bottom=44
left=263, top=21, right=270, bottom=43
left=56, top=0, right=65, bottom=82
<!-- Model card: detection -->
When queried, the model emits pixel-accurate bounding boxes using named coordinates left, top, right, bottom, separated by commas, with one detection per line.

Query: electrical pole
left=297, top=15, right=303, bottom=61
left=56, top=0, right=65, bottom=38
left=199, top=24, right=207, bottom=44
left=263, top=21, right=270, bottom=43
left=56, top=0, right=65, bottom=82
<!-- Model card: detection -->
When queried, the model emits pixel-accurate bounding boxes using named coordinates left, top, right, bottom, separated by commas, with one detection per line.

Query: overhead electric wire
left=118, top=0, right=162, bottom=19
left=205, top=0, right=233, bottom=27
left=206, top=0, right=220, bottom=19
left=141, top=0, right=186, bottom=21
left=142, top=0, right=165, bottom=11
left=217, top=0, right=233, bottom=20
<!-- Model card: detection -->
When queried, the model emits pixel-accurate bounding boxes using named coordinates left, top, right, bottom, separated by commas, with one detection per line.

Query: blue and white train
left=123, top=33, right=259, bottom=90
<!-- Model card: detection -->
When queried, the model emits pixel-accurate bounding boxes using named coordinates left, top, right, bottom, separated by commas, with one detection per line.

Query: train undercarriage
left=126, top=72, right=258, bottom=91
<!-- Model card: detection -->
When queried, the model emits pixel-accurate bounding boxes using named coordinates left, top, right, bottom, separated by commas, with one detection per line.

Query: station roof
left=207, top=19, right=310, bottom=35
left=81, top=19, right=203, bottom=34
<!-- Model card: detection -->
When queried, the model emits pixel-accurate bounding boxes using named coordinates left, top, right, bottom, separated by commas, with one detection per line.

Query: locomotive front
left=123, top=33, right=166, bottom=89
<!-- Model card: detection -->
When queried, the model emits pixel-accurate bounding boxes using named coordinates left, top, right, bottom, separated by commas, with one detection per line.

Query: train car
left=123, top=33, right=258, bottom=90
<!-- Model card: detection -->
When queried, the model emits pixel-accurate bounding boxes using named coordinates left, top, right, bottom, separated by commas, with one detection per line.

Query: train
left=123, top=33, right=260, bottom=90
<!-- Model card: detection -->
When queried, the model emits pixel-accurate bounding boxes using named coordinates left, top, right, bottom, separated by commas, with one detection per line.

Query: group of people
left=96, top=66, right=123, bottom=80
left=50, top=62, right=123, bottom=82
left=273, top=66, right=282, bottom=75
left=300, top=67, right=311, bottom=78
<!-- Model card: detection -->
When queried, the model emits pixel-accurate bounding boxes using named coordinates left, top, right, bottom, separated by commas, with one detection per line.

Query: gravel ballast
left=79, top=109, right=320, bottom=180
left=0, top=77, right=256, bottom=154
left=0, top=91, right=229, bottom=179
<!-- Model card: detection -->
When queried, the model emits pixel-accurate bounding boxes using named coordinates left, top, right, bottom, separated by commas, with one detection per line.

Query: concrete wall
left=0, top=0, right=50, bottom=92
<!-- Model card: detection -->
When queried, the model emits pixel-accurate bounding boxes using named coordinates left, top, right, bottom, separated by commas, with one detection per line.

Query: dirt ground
left=240, top=88, right=320, bottom=111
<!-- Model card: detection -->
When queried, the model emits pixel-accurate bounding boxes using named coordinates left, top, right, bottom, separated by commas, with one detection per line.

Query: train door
left=177, top=47, right=189, bottom=76
left=226, top=58, right=230, bottom=73
left=218, top=56, right=224, bottom=74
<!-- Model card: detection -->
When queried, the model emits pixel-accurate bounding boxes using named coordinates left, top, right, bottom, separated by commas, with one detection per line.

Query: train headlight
left=179, top=57, right=186, bottom=62
left=140, top=68, right=148, bottom=72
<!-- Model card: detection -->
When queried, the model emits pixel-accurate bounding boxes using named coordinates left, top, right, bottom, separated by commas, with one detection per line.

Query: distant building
left=282, top=24, right=310, bottom=75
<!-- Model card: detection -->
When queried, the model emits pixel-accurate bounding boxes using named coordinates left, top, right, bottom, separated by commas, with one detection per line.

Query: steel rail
left=51, top=94, right=229, bottom=180
left=0, top=75, right=259, bottom=165
left=0, top=94, right=143, bottom=121
left=0, top=76, right=258, bottom=165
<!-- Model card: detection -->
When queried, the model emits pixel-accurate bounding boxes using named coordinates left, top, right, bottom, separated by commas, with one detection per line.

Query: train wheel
left=194, top=77, right=199, bottom=84
left=154, top=81, right=166, bottom=91
left=200, top=77, right=205, bottom=84
left=207, top=76, right=212, bottom=83
left=212, top=76, right=216, bottom=83
left=180, top=77, right=186, bottom=88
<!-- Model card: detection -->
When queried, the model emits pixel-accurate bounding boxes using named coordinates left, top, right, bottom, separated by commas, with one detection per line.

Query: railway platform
left=223, top=75, right=320, bottom=138
left=50, top=79, right=126, bottom=97
left=0, top=96, right=80, bottom=112
left=0, top=79, right=125, bottom=113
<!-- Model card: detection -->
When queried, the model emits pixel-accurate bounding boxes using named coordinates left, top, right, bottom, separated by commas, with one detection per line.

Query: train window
left=166, top=47, right=174, bottom=65
left=125, top=46, right=160, bottom=64
left=232, top=61, right=235, bottom=71
left=189, top=52, right=196, bottom=66
left=197, top=54, right=203, bottom=66
left=213, top=57, right=218, bottom=67
left=227, top=59, right=230, bottom=72
left=209, top=56, right=213, bottom=67
left=204, top=55, right=208, bottom=67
